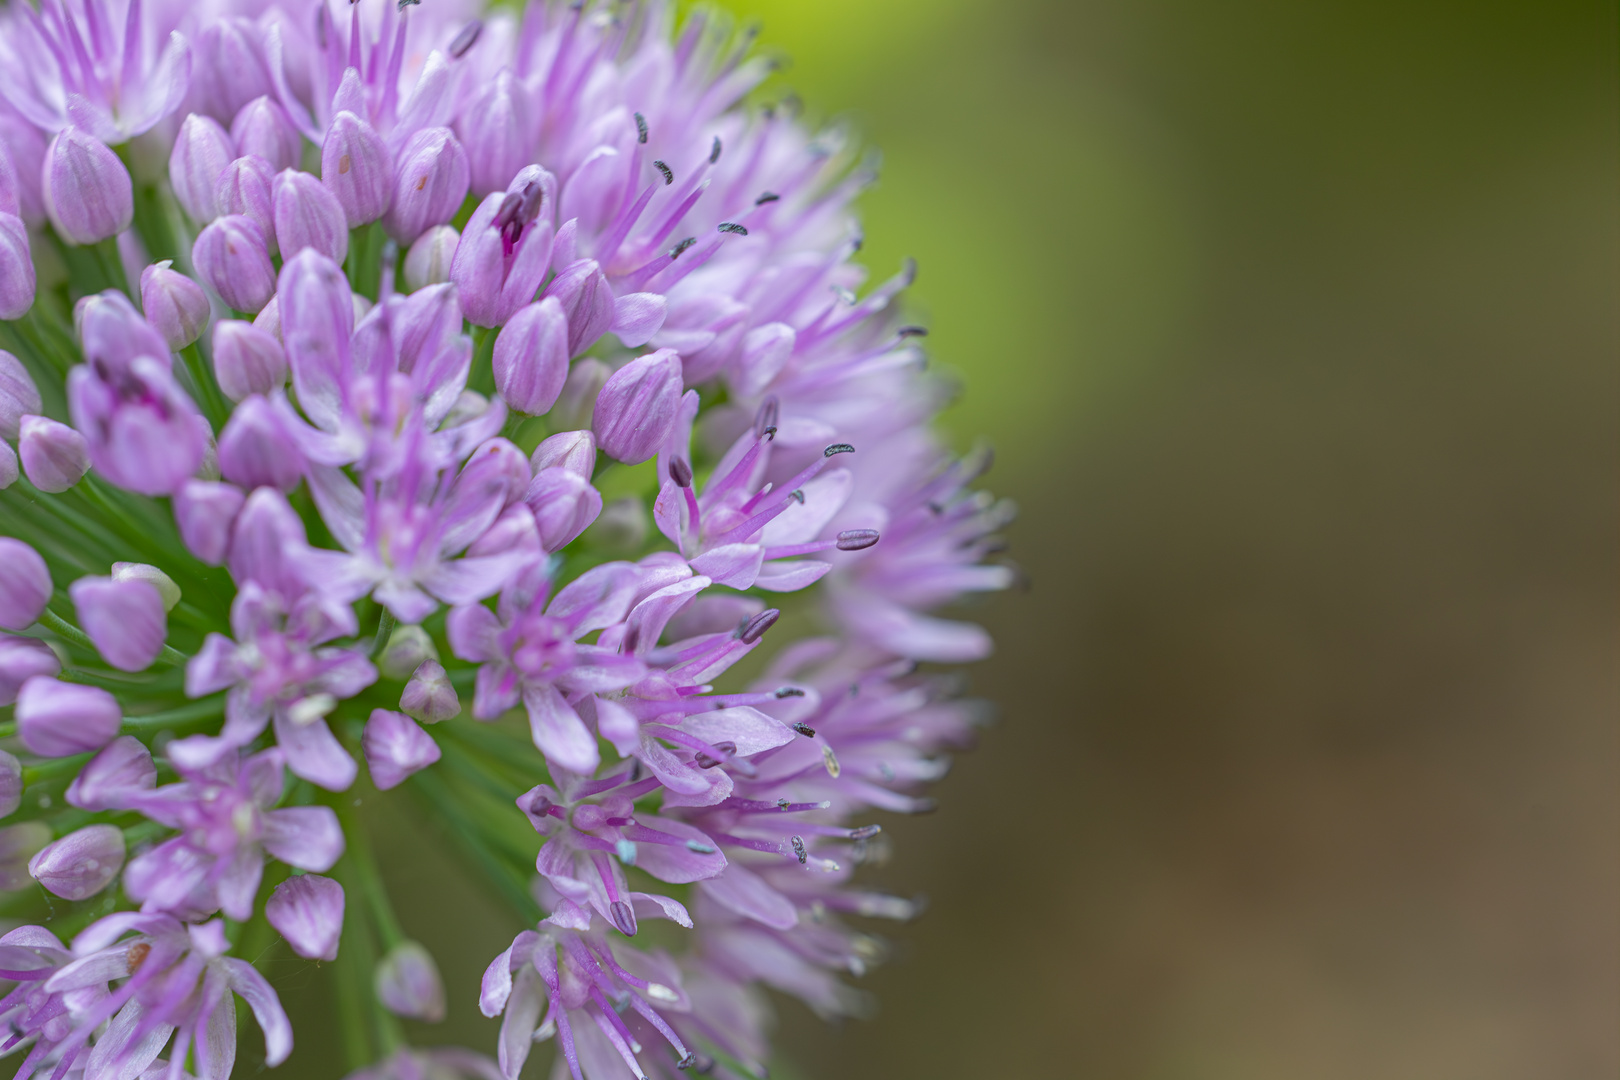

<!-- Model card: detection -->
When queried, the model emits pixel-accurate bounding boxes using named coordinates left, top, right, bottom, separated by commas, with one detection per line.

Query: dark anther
left=898, top=325, right=929, bottom=338
left=668, top=457, right=693, bottom=488
left=836, top=529, right=880, bottom=551
left=790, top=836, right=808, bottom=864
left=518, top=180, right=545, bottom=223
left=739, top=608, right=780, bottom=643
left=653, top=159, right=673, bottom=185
left=777, top=798, right=790, bottom=810
left=668, top=236, right=697, bottom=259
left=823, top=443, right=855, bottom=457
left=791, top=721, right=816, bottom=737
left=449, top=19, right=483, bottom=58
left=755, top=191, right=780, bottom=205
left=754, top=395, right=780, bottom=436
left=848, top=824, right=882, bottom=840
left=678, top=1054, right=697, bottom=1071
left=788, top=489, right=804, bottom=504
left=397, top=0, right=420, bottom=9
left=774, top=686, right=805, bottom=699
left=609, top=899, right=638, bottom=936
left=718, top=222, right=748, bottom=236
left=492, top=192, right=523, bottom=233
left=634, top=112, right=649, bottom=144
left=710, top=136, right=722, bottom=164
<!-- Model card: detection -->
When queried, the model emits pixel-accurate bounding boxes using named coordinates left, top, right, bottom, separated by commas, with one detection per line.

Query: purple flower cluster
left=0, top=2, right=1013, bottom=1078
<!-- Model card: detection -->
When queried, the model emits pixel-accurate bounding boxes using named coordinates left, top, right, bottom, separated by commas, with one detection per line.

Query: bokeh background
left=278, top=1, right=1618, bottom=1077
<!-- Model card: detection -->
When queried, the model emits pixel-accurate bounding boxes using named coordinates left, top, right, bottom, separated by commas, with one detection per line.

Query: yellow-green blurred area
left=275, top=1, right=1617, bottom=1077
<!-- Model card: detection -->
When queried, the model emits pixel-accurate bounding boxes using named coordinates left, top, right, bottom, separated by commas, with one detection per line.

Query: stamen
left=609, top=899, right=637, bottom=936
left=754, top=395, right=779, bottom=436
left=898, top=325, right=928, bottom=338
left=717, top=222, right=748, bottom=236
left=653, top=159, right=673, bottom=185
left=709, top=136, right=722, bottom=163
left=789, top=489, right=804, bottom=503
left=790, top=836, right=807, bottom=864
left=397, top=0, right=420, bottom=9
left=824, top=443, right=855, bottom=457
left=792, top=722, right=815, bottom=737
left=755, top=191, right=780, bottom=205
left=848, top=824, right=882, bottom=840
left=634, top=112, right=649, bottom=144
left=738, top=609, right=779, bottom=643
left=836, top=529, right=880, bottom=551
left=668, top=236, right=697, bottom=259
left=668, top=457, right=692, bottom=488
left=774, top=686, right=805, bottom=698
left=449, top=19, right=483, bottom=58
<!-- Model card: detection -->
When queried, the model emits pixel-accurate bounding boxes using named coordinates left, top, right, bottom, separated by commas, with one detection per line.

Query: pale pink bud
left=44, top=127, right=132, bottom=244
left=384, top=127, right=469, bottom=245
left=217, top=394, right=304, bottom=491
left=529, top=429, right=596, bottom=479
left=0, top=637, right=58, bottom=707
left=266, top=873, right=345, bottom=961
left=375, top=941, right=446, bottom=1022
left=211, top=319, right=287, bottom=401
left=362, top=709, right=441, bottom=790
left=0, top=350, right=42, bottom=442
left=65, top=735, right=156, bottom=811
left=214, top=155, right=276, bottom=248
left=493, top=297, right=568, bottom=415
left=273, top=168, right=348, bottom=263
left=168, top=114, right=234, bottom=223
left=403, top=225, right=458, bottom=291
left=69, top=575, right=167, bottom=672
left=18, top=415, right=88, bottom=492
left=193, top=215, right=275, bottom=314
left=592, top=349, right=684, bottom=464
left=111, top=563, right=180, bottom=611
left=28, top=824, right=124, bottom=900
left=399, top=660, right=460, bottom=724
left=140, top=261, right=211, bottom=350
left=0, top=213, right=34, bottom=320
left=173, top=479, right=245, bottom=565
left=231, top=96, right=302, bottom=173
left=15, top=677, right=121, bottom=757
left=322, top=111, right=392, bottom=227
left=0, top=538, right=50, bottom=632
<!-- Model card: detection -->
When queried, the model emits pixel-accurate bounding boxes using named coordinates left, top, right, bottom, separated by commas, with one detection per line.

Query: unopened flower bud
left=44, top=126, right=132, bottom=244
left=609, top=291, right=668, bottom=349
left=0, top=823, right=51, bottom=889
left=69, top=575, right=167, bottom=672
left=0, top=538, right=50, bottom=632
left=400, top=660, right=460, bottom=724
left=458, top=69, right=530, bottom=197
left=463, top=504, right=540, bottom=564
left=18, top=415, right=89, bottom=493
left=214, top=154, right=276, bottom=246
left=266, top=874, right=345, bottom=961
left=168, top=114, right=233, bottom=223
left=111, top=562, right=181, bottom=612
left=139, top=261, right=210, bottom=350
left=403, top=225, right=458, bottom=291
left=525, top=468, right=603, bottom=552
left=273, top=168, right=348, bottom=263
left=384, top=127, right=469, bottom=245
left=28, top=824, right=124, bottom=900
left=0, top=350, right=42, bottom=441
left=529, top=429, right=596, bottom=479
left=211, top=319, right=287, bottom=401
left=231, top=96, right=303, bottom=172
left=450, top=168, right=555, bottom=327
left=493, top=297, right=568, bottom=415
left=0, top=749, right=19, bottom=817
left=541, top=259, right=614, bottom=357
left=15, top=677, right=121, bottom=757
left=193, top=215, right=275, bottom=314
left=173, top=479, right=244, bottom=565
left=0, top=442, right=14, bottom=489
left=218, top=394, right=304, bottom=492
left=0, top=213, right=34, bottom=320
left=190, top=20, right=276, bottom=126
left=64, top=735, right=155, bottom=811
left=592, top=349, right=684, bottom=464
left=76, top=290, right=170, bottom=374
left=378, top=626, right=436, bottom=681
left=375, top=941, right=446, bottom=1023
left=0, top=146, right=17, bottom=219
left=322, top=111, right=392, bottom=227
left=0, top=637, right=58, bottom=707
left=362, top=709, right=441, bottom=790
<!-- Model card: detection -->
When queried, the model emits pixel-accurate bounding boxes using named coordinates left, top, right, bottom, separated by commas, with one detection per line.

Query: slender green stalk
left=93, top=236, right=132, bottom=298
left=122, top=697, right=226, bottom=731
left=38, top=608, right=95, bottom=653
left=179, top=342, right=229, bottom=429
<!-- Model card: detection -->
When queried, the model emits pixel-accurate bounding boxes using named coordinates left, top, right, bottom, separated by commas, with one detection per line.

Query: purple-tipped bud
left=668, top=457, right=693, bottom=488
left=174, top=479, right=245, bottom=565
left=231, top=96, right=303, bottom=172
left=212, top=320, right=288, bottom=401
left=15, top=677, right=120, bottom=757
left=375, top=941, right=446, bottom=1023
left=215, top=155, right=276, bottom=247
left=0, top=213, right=34, bottom=320
left=218, top=394, right=304, bottom=492
left=17, top=415, right=88, bottom=492
left=111, top=563, right=181, bottom=612
left=193, top=215, right=275, bottom=314
left=836, top=529, right=881, bottom=551
left=168, top=114, right=234, bottom=223
left=403, top=225, right=458, bottom=291
left=67, top=357, right=206, bottom=496
left=0, top=637, right=58, bottom=707
left=529, top=429, right=596, bottom=479
left=322, top=111, right=392, bottom=227
left=190, top=20, right=276, bottom=125
left=69, top=575, right=167, bottom=672
left=27, top=824, right=124, bottom=900
left=493, top=297, right=569, bottom=415
left=400, top=660, right=460, bottom=724
left=0, top=351, right=42, bottom=442
left=524, top=468, right=603, bottom=553
left=266, top=874, right=345, bottom=961
left=0, top=823, right=50, bottom=889
left=139, top=261, right=211, bottom=350
left=541, top=259, right=614, bottom=358
left=362, top=709, right=442, bottom=790
left=273, top=168, right=348, bottom=263
left=0, top=538, right=49, bottom=632
left=385, top=127, right=469, bottom=246
left=458, top=69, right=531, bottom=198
left=65, top=735, right=155, bottom=811
left=44, top=127, right=132, bottom=245
left=740, top=608, right=782, bottom=644
left=592, top=349, right=684, bottom=464
left=0, top=749, right=20, bottom=817
left=378, top=625, right=437, bottom=682
left=450, top=168, right=556, bottom=327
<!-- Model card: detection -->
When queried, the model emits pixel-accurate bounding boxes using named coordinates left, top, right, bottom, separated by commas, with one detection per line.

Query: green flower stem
left=37, top=608, right=96, bottom=654
left=179, top=342, right=229, bottom=430
left=468, top=323, right=496, bottom=396
left=408, top=768, right=542, bottom=922
left=122, top=696, right=226, bottom=731
left=331, top=805, right=405, bottom=1065
left=93, top=236, right=132, bottom=299
left=369, top=610, right=396, bottom=660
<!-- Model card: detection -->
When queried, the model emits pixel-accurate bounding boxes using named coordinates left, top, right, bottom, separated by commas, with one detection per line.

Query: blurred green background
left=273, top=1, right=1618, bottom=1077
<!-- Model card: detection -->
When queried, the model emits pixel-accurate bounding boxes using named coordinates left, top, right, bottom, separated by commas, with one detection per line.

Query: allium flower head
left=0, top=2, right=1015, bottom=1077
